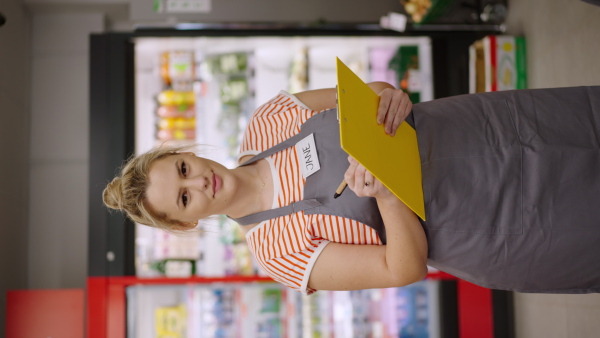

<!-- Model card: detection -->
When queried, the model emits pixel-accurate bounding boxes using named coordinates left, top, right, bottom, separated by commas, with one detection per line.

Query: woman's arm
left=294, top=82, right=412, bottom=136
left=308, top=157, right=428, bottom=291
left=293, top=82, right=393, bottom=110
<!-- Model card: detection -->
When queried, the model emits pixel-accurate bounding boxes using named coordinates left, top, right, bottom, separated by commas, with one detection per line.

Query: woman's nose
left=186, top=175, right=209, bottom=190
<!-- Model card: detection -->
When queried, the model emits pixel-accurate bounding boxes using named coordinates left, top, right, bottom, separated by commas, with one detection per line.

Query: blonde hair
left=102, top=144, right=195, bottom=231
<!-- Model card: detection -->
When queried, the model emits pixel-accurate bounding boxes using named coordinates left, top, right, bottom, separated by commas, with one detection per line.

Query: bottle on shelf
left=157, top=90, right=195, bottom=108
left=156, top=105, right=196, bottom=119
left=150, top=259, right=197, bottom=278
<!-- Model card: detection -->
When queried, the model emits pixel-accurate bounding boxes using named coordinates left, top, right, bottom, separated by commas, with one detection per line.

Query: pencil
left=333, top=180, right=348, bottom=199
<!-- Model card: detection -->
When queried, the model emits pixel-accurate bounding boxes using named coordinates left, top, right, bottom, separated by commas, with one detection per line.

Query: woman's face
left=145, top=152, right=233, bottom=226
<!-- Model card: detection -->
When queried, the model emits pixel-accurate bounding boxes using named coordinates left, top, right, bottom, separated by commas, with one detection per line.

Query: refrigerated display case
left=132, top=34, right=434, bottom=285
left=124, top=279, right=446, bottom=338
left=90, top=274, right=456, bottom=338
left=88, top=25, right=513, bottom=338
left=126, top=282, right=299, bottom=338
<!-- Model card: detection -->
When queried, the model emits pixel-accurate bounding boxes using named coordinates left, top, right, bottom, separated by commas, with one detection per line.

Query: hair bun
left=103, top=177, right=124, bottom=210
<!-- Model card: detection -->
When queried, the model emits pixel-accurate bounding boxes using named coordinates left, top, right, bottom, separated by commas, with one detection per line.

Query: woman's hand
left=376, top=88, right=412, bottom=137
left=292, top=83, right=412, bottom=137
left=309, top=155, right=428, bottom=292
left=344, top=156, right=395, bottom=200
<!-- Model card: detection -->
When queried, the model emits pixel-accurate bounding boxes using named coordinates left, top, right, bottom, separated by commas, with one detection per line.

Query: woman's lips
left=213, top=173, right=222, bottom=196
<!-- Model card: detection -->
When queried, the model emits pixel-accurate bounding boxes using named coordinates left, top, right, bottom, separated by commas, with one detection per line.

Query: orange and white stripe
left=239, top=91, right=383, bottom=295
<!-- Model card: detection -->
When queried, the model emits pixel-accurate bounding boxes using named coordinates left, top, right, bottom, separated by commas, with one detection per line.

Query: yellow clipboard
left=336, top=57, right=426, bottom=220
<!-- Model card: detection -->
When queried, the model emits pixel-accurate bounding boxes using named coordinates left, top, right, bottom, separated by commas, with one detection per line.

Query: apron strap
left=232, top=109, right=337, bottom=225
left=230, top=199, right=323, bottom=225
left=239, top=128, right=312, bottom=167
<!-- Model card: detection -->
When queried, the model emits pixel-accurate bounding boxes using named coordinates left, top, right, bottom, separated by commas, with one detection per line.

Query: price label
left=154, top=0, right=211, bottom=13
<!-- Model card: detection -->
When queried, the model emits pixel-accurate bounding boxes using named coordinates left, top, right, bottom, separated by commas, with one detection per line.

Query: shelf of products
left=125, top=279, right=442, bottom=338
left=468, top=35, right=527, bottom=93
left=127, top=282, right=300, bottom=338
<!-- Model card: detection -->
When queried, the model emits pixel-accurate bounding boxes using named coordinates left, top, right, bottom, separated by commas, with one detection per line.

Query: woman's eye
left=182, top=192, right=188, bottom=207
left=181, top=162, right=188, bottom=176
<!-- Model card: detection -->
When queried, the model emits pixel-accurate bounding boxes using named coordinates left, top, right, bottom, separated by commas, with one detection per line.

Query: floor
left=504, top=0, right=600, bottom=337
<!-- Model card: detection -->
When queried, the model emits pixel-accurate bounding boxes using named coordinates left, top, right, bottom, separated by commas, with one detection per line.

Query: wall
left=0, top=0, right=32, bottom=335
left=24, top=0, right=403, bottom=26
left=129, top=0, right=404, bottom=24
left=28, top=12, right=104, bottom=290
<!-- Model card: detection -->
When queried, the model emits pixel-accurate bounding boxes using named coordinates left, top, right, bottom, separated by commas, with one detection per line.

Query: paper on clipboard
left=336, top=57, right=426, bottom=220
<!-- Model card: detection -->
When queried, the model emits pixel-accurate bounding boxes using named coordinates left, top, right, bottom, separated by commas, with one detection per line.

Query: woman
left=104, top=83, right=600, bottom=295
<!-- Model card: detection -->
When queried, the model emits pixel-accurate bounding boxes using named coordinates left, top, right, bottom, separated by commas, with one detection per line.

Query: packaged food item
left=158, top=117, right=176, bottom=130
left=160, top=51, right=195, bottom=90
left=150, top=259, right=196, bottom=278
left=155, top=304, right=187, bottom=338
left=158, top=118, right=195, bottom=133
left=168, top=51, right=194, bottom=80
left=160, top=52, right=171, bottom=86
left=402, top=0, right=433, bottom=23
left=157, top=90, right=195, bottom=107
left=156, top=105, right=196, bottom=119
left=172, top=118, right=195, bottom=130
left=468, top=35, right=527, bottom=93
left=389, top=45, right=422, bottom=103
left=157, top=129, right=196, bottom=141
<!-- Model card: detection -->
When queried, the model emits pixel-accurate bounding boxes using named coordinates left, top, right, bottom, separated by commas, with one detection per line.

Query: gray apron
left=232, top=109, right=388, bottom=244
left=415, top=86, right=600, bottom=293
left=234, top=86, right=600, bottom=294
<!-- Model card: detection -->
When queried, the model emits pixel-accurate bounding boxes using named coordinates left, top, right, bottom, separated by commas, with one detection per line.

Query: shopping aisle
left=504, top=0, right=600, bottom=337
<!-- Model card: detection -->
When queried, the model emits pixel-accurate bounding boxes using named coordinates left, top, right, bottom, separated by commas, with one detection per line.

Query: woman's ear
left=180, top=151, right=195, bottom=156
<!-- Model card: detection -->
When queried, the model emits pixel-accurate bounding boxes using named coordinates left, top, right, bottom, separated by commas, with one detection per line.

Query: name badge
left=296, top=133, right=321, bottom=178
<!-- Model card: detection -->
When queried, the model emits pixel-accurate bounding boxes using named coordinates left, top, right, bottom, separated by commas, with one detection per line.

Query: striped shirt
left=238, top=91, right=383, bottom=295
